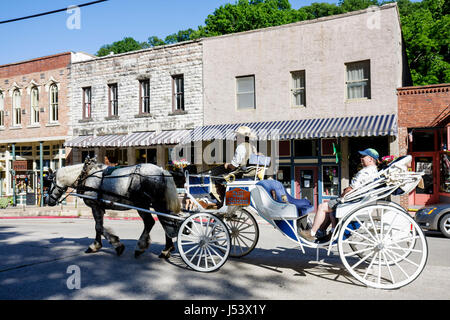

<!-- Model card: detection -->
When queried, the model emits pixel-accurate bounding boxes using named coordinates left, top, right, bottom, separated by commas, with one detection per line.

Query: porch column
left=40, top=141, right=44, bottom=207
left=12, top=143, right=16, bottom=206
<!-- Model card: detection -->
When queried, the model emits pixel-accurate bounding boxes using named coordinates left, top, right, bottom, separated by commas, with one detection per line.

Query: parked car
left=415, top=204, right=450, bottom=238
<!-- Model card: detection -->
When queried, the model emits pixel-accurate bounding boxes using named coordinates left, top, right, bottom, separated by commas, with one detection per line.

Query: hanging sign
left=13, top=160, right=28, bottom=172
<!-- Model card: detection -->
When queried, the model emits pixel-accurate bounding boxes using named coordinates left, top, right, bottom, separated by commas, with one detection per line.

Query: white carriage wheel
left=177, top=212, right=230, bottom=272
left=348, top=201, right=416, bottom=265
left=338, top=203, right=428, bottom=289
left=223, top=207, right=259, bottom=258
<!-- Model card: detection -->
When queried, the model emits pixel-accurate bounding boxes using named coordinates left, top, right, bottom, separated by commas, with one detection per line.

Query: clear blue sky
left=0, top=0, right=342, bottom=65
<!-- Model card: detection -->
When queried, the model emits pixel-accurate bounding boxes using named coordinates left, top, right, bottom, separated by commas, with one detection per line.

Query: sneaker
left=298, top=228, right=316, bottom=242
left=315, top=232, right=332, bottom=244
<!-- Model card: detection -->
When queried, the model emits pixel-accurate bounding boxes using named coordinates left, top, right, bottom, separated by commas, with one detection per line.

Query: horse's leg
left=134, top=210, right=155, bottom=258
left=85, top=206, right=104, bottom=253
left=158, top=234, right=175, bottom=259
left=103, top=226, right=125, bottom=256
left=85, top=206, right=125, bottom=256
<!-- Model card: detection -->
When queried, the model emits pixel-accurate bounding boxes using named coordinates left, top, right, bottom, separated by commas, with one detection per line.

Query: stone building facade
left=397, top=83, right=450, bottom=208
left=0, top=52, right=93, bottom=202
left=66, top=40, right=203, bottom=168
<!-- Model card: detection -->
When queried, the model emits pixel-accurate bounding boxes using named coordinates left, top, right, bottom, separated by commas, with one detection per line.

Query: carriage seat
left=251, top=180, right=314, bottom=219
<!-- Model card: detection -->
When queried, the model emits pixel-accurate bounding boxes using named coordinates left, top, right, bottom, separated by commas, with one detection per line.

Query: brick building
left=0, top=52, right=94, bottom=203
left=66, top=41, right=203, bottom=168
left=397, top=83, right=450, bottom=208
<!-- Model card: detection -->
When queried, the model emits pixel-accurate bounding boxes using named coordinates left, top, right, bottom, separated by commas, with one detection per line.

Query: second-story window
left=236, top=75, right=255, bottom=110
left=346, top=60, right=371, bottom=100
left=291, top=70, right=306, bottom=107
left=13, top=89, right=21, bottom=126
left=30, top=86, right=39, bottom=124
left=83, top=87, right=92, bottom=119
left=0, top=91, right=4, bottom=127
left=172, top=74, right=184, bottom=111
left=50, top=84, right=58, bottom=122
left=108, top=83, right=118, bottom=116
left=139, top=79, right=150, bottom=114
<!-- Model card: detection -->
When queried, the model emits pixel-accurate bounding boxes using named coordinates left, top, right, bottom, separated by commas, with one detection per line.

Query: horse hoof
left=115, top=244, right=125, bottom=256
left=159, top=252, right=170, bottom=259
left=134, top=250, right=145, bottom=258
left=159, top=246, right=175, bottom=259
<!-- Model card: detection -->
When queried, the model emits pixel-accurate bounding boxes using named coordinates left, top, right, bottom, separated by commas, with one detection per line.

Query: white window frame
left=30, top=86, right=40, bottom=124
left=12, top=89, right=21, bottom=126
left=109, top=83, right=118, bottom=116
left=236, top=75, right=255, bottom=110
left=83, top=87, right=91, bottom=119
left=291, top=70, right=306, bottom=107
left=140, top=79, right=150, bottom=114
left=49, top=84, right=58, bottom=123
left=346, top=60, right=371, bottom=100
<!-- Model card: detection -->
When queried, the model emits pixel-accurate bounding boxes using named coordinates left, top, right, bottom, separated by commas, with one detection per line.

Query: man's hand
left=224, top=163, right=236, bottom=170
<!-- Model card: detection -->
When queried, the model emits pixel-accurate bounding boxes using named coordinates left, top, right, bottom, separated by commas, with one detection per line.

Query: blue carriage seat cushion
left=256, top=180, right=313, bottom=216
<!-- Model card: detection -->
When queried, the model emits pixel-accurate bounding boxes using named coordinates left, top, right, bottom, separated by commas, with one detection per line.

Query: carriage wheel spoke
left=382, top=251, right=395, bottom=284
left=385, top=248, right=420, bottom=268
left=368, top=212, right=381, bottom=242
left=344, top=246, right=374, bottom=258
left=188, top=246, right=202, bottom=263
left=355, top=216, right=378, bottom=243
left=383, top=249, right=410, bottom=279
left=363, top=252, right=379, bottom=280
left=345, top=227, right=376, bottom=244
left=350, top=251, right=374, bottom=270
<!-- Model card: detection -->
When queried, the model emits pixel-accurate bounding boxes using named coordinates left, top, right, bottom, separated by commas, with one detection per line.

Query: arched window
left=0, top=91, right=4, bottom=127
left=13, top=89, right=21, bottom=126
left=31, top=86, right=39, bottom=124
left=50, top=84, right=58, bottom=122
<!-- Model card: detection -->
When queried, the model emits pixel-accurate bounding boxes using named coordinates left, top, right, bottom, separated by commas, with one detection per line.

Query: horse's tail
left=163, top=170, right=181, bottom=214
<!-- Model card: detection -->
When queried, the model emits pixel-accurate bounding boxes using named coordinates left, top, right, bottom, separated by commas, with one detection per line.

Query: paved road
left=0, top=217, right=449, bottom=300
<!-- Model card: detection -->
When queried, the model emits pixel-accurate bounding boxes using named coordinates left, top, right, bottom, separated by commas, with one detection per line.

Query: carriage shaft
left=71, top=193, right=185, bottom=221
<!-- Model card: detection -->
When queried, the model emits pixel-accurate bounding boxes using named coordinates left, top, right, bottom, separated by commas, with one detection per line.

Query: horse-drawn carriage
left=46, top=154, right=427, bottom=289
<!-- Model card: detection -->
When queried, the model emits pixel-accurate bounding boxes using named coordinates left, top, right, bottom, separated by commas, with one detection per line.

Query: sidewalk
left=0, top=204, right=143, bottom=220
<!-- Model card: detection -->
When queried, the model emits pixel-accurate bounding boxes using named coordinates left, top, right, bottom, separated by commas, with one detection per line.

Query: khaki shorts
left=327, top=198, right=339, bottom=211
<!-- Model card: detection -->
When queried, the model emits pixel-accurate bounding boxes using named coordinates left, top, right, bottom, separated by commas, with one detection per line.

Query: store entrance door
left=410, top=153, right=439, bottom=205
left=295, top=166, right=318, bottom=210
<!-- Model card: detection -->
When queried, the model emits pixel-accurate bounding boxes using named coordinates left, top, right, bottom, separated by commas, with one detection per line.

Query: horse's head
left=45, top=169, right=65, bottom=206
left=45, top=156, right=99, bottom=206
left=169, top=164, right=197, bottom=188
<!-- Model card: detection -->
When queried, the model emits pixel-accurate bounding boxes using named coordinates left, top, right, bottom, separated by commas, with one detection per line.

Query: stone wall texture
left=69, top=41, right=203, bottom=137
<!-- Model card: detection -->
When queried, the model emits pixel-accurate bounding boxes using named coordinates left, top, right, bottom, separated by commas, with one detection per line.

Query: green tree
left=97, top=37, right=145, bottom=56
left=400, top=0, right=450, bottom=84
left=147, top=36, right=166, bottom=47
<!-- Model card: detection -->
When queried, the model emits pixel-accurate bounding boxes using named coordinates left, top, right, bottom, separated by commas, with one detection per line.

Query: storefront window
left=294, top=139, right=317, bottom=157
left=136, top=148, right=156, bottom=164
left=321, top=139, right=337, bottom=156
left=276, top=166, right=291, bottom=193
left=412, top=130, right=436, bottom=152
left=106, top=149, right=128, bottom=165
left=322, top=165, right=339, bottom=196
left=279, top=140, right=290, bottom=157
left=440, top=153, right=450, bottom=193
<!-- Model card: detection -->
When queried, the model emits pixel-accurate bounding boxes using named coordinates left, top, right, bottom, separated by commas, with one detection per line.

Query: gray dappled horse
left=46, top=158, right=181, bottom=258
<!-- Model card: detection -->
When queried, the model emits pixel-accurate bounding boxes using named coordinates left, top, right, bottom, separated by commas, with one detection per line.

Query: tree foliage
left=96, top=0, right=449, bottom=85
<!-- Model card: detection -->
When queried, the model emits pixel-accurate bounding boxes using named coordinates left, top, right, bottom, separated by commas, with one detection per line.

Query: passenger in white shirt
left=212, top=126, right=256, bottom=206
left=299, top=148, right=380, bottom=242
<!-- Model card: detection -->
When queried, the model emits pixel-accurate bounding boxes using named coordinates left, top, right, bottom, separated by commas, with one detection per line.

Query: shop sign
left=13, top=160, right=28, bottom=172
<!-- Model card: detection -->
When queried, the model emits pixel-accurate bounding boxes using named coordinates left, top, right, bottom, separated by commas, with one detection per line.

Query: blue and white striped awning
left=189, top=114, right=397, bottom=141
left=65, top=130, right=193, bottom=148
